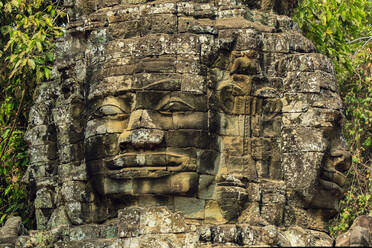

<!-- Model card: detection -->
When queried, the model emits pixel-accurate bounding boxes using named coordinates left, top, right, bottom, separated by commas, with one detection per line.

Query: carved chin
left=92, top=172, right=199, bottom=196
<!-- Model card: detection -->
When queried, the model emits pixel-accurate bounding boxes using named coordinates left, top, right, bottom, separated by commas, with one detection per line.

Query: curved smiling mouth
left=320, top=169, right=346, bottom=191
left=103, top=152, right=191, bottom=179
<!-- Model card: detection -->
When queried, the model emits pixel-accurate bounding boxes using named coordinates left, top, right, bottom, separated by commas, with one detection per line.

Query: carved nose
left=331, top=150, right=352, bottom=173
left=118, top=110, right=164, bottom=149
left=118, top=129, right=164, bottom=149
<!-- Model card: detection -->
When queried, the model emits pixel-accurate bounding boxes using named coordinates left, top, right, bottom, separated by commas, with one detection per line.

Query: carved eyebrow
left=89, top=104, right=127, bottom=119
left=98, top=104, right=127, bottom=113
left=90, top=96, right=131, bottom=114
left=155, top=96, right=195, bottom=111
left=143, top=78, right=180, bottom=90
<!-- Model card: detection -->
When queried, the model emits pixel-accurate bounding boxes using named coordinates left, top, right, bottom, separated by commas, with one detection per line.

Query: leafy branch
left=0, top=0, right=65, bottom=228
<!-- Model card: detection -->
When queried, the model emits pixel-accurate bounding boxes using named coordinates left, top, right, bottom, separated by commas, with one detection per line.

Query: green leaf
left=44, top=67, right=51, bottom=80
left=4, top=3, right=12, bottom=13
left=45, top=17, right=53, bottom=27
left=46, top=51, right=54, bottom=62
left=4, top=186, right=11, bottom=196
left=27, top=59, right=36, bottom=69
left=36, top=41, right=42, bottom=52
left=0, top=215, right=6, bottom=224
left=36, top=69, right=43, bottom=82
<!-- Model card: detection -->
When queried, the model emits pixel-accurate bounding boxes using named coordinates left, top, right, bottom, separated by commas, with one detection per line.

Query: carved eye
left=159, top=101, right=194, bottom=113
left=93, top=104, right=126, bottom=118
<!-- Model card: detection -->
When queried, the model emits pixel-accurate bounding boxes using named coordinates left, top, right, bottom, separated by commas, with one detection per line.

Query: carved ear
left=218, top=84, right=234, bottom=112
left=216, top=186, right=247, bottom=222
left=217, top=80, right=244, bottom=113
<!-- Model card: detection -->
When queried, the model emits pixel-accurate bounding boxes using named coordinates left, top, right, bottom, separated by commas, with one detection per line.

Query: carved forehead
left=83, top=0, right=343, bottom=129
left=82, top=7, right=315, bottom=101
left=87, top=32, right=215, bottom=100
left=82, top=0, right=298, bottom=22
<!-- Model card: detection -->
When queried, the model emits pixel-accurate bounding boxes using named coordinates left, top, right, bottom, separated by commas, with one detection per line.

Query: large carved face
left=84, top=34, right=217, bottom=201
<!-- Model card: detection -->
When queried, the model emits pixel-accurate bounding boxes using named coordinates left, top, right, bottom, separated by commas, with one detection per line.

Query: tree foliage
left=294, top=0, right=372, bottom=236
left=0, top=0, right=64, bottom=227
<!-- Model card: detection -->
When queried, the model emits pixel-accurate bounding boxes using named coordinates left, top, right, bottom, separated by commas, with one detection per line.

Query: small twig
left=353, top=37, right=372, bottom=56
left=348, top=36, right=372, bottom=44
left=351, top=162, right=364, bottom=194
left=0, top=88, right=25, bottom=164
left=0, top=126, right=15, bottom=146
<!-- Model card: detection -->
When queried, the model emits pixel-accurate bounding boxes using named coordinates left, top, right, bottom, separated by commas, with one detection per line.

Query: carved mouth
left=320, top=169, right=346, bottom=188
left=104, top=152, right=190, bottom=179
left=319, top=169, right=346, bottom=201
left=319, top=151, right=351, bottom=192
left=105, top=153, right=183, bottom=169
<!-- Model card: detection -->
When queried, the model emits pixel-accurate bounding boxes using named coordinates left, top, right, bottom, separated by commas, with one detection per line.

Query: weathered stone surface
left=175, top=197, right=205, bottom=219
left=336, top=215, right=372, bottom=247
left=118, top=206, right=189, bottom=237
left=5, top=0, right=357, bottom=247
left=12, top=206, right=338, bottom=247
left=0, top=217, right=22, bottom=244
left=278, top=226, right=333, bottom=246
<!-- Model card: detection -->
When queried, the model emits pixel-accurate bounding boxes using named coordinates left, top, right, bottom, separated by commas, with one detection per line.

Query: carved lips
left=319, top=149, right=352, bottom=196
left=104, top=152, right=191, bottom=179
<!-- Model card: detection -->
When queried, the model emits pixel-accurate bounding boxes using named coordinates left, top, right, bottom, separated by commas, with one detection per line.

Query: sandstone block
left=198, top=175, right=216, bottom=200
left=0, top=217, right=22, bottom=244
left=175, top=197, right=205, bottom=219
left=336, top=215, right=372, bottom=247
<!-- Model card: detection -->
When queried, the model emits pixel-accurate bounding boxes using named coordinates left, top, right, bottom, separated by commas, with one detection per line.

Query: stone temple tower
left=1, top=0, right=354, bottom=247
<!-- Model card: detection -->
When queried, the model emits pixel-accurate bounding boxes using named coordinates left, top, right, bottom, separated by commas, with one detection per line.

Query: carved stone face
left=305, top=116, right=352, bottom=211
left=84, top=35, right=217, bottom=201
left=281, top=68, right=352, bottom=228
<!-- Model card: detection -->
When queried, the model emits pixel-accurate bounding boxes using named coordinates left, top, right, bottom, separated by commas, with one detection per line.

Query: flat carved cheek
left=173, top=112, right=208, bottom=130
left=85, top=119, right=127, bottom=138
left=147, top=111, right=173, bottom=130
left=85, top=134, right=121, bottom=161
